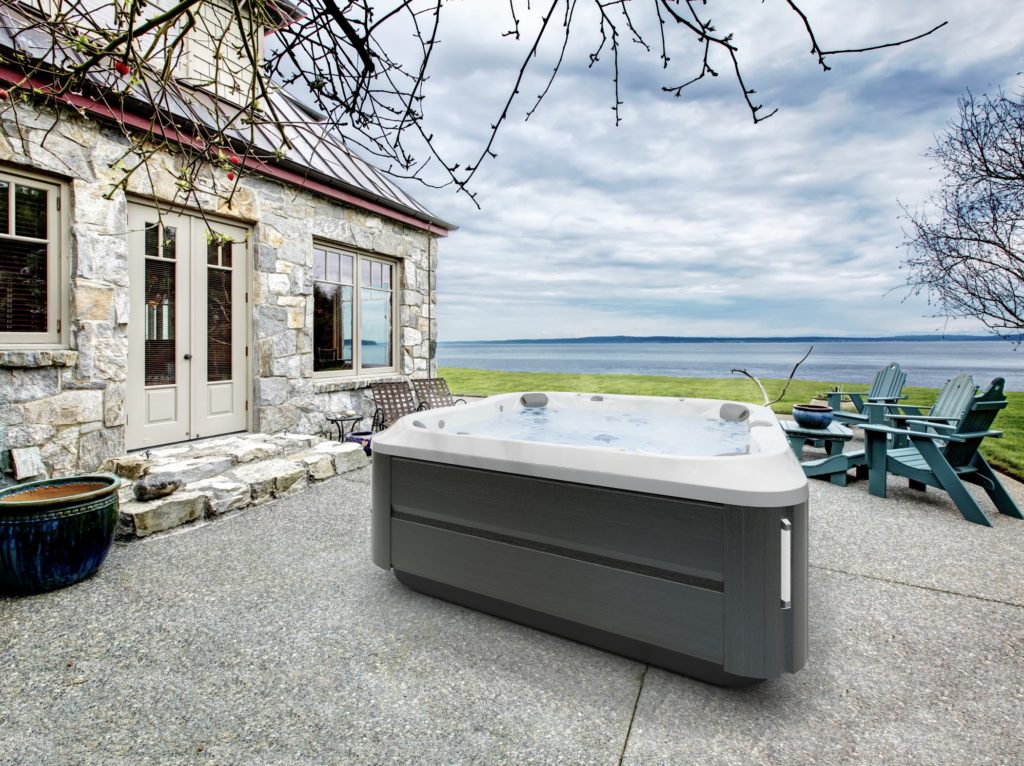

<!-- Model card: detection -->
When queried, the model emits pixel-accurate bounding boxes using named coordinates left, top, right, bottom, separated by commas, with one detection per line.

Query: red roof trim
left=0, top=65, right=449, bottom=237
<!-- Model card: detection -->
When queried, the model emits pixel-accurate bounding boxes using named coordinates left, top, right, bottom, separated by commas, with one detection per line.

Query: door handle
left=183, top=354, right=193, bottom=360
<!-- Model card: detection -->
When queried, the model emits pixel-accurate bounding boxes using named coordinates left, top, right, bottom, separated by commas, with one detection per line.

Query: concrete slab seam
left=618, top=664, right=649, bottom=766
left=811, top=563, right=1024, bottom=609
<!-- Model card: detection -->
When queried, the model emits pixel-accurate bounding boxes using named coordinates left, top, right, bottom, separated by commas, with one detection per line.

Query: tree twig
left=731, top=346, right=814, bottom=406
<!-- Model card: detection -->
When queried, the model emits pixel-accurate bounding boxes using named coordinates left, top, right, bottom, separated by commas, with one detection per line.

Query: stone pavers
left=104, top=432, right=368, bottom=538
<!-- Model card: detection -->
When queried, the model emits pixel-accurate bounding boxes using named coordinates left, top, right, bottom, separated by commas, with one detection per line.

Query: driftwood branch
left=731, top=368, right=771, bottom=406
left=731, top=346, right=814, bottom=406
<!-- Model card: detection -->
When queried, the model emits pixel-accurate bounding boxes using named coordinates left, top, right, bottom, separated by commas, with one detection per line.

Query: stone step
left=101, top=433, right=328, bottom=482
left=116, top=440, right=369, bottom=538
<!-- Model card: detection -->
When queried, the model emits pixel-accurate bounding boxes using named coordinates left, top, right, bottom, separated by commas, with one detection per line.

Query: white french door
left=126, top=204, right=248, bottom=449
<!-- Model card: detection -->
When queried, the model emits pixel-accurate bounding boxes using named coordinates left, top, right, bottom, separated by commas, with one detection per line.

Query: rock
left=295, top=452, right=336, bottom=481
left=177, top=437, right=262, bottom=462
left=118, top=491, right=207, bottom=537
left=19, top=389, right=103, bottom=426
left=145, top=456, right=233, bottom=485
left=145, top=445, right=190, bottom=460
left=103, top=383, right=126, bottom=427
left=228, top=458, right=306, bottom=503
left=257, top=377, right=290, bottom=406
left=10, top=447, right=47, bottom=480
left=258, top=405, right=300, bottom=434
left=0, top=368, right=59, bottom=404
left=6, top=424, right=56, bottom=449
left=100, top=455, right=147, bottom=480
left=188, top=478, right=249, bottom=515
left=38, top=428, right=78, bottom=477
left=225, top=439, right=283, bottom=463
left=133, top=474, right=184, bottom=501
left=312, top=441, right=369, bottom=473
left=271, top=433, right=321, bottom=451
left=267, top=273, right=291, bottom=294
left=78, top=426, right=124, bottom=471
left=73, top=280, right=115, bottom=321
left=402, top=327, right=423, bottom=346
left=117, top=483, right=135, bottom=507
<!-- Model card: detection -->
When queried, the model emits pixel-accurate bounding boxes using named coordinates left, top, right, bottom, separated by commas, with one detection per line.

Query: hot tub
left=371, top=392, right=808, bottom=686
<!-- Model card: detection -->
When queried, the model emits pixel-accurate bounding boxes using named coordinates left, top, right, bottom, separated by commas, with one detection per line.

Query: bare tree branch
left=902, top=87, right=1024, bottom=342
left=0, top=1, right=948, bottom=207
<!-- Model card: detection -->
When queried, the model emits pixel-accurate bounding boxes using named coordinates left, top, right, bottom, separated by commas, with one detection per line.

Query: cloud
left=395, top=1, right=1024, bottom=340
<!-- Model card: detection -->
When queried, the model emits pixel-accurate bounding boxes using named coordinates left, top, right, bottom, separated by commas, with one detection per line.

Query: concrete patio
left=2, top=466, right=1022, bottom=765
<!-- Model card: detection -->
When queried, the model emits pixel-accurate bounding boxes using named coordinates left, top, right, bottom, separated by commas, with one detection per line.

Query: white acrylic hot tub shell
left=371, top=392, right=808, bottom=507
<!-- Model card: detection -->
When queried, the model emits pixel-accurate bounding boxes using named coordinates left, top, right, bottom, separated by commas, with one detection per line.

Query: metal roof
left=0, top=2, right=454, bottom=232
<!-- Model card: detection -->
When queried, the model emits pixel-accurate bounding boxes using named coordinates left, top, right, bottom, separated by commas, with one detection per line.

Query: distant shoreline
left=440, top=335, right=1003, bottom=345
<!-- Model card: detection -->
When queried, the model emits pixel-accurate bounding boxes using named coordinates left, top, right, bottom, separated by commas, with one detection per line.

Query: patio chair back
left=941, top=378, right=1007, bottom=467
left=370, top=381, right=419, bottom=431
left=928, top=373, right=977, bottom=422
left=867, top=362, right=906, bottom=401
left=828, top=362, right=907, bottom=423
left=412, top=378, right=465, bottom=410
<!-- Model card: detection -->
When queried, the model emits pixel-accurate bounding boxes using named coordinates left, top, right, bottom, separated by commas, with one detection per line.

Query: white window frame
left=0, top=166, right=68, bottom=348
left=312, top=242, right=399, bottom=379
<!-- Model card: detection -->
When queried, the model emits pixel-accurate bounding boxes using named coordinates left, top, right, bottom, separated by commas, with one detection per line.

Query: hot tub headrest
left=520, top=393, right=549, bottom=408
left=719, top=403, right=750, bottom=422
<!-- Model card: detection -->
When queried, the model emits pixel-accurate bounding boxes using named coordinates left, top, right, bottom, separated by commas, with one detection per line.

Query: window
left=0, top=168, right=65, bottom=347
left=313, top=245, right=396, bottom=375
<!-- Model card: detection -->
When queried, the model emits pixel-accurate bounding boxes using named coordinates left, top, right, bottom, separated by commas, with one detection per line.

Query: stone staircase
left=101, top=433, right=369, bottom=539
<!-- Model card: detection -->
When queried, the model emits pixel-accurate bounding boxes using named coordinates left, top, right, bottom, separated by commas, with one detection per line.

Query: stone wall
left=0, top=100, right=440, bottom=483
left=247, top=184, right=438, bottom=436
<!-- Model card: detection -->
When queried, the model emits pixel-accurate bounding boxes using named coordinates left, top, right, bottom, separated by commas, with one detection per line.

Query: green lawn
left=439, top=367, right=1024, bottom=481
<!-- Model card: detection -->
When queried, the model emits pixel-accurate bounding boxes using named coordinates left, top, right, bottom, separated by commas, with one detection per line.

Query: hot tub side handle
left=780, top=518, right=792, bottom=609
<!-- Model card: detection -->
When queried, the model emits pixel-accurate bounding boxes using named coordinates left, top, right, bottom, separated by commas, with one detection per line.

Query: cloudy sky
left=390, top=2, right=1024, bottom=342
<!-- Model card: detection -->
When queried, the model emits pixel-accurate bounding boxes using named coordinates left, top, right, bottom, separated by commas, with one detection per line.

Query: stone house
left=0, top=1, right=454, bottom=483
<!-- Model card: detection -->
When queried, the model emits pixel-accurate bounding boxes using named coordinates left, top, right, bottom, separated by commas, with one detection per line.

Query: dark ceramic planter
left=792, top=403, right=834, bottom=430
left=0, top=473, right=121, bottom=595
left=346, top=431, right=374, bottom=456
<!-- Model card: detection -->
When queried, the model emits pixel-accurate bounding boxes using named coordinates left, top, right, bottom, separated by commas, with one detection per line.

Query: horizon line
left=438, top=333, right=1003, bottom=344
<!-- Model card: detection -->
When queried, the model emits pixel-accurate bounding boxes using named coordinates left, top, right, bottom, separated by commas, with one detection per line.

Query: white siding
left=180, top=1, right=263, bottom=105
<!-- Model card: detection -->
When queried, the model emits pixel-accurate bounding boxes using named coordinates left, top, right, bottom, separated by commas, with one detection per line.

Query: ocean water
left=437, top=340, right=1024, bottom=392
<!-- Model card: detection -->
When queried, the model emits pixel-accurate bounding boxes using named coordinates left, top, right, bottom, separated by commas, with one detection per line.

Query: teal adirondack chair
left=800, top=373, right=977, bottom=486
left=882, top=372, right=976, bottom=424
left=827, top=362, right=906, bottom=426
left=859, top=378, right=1023, bottom=527
left=868, top=372, right=976, bottom=448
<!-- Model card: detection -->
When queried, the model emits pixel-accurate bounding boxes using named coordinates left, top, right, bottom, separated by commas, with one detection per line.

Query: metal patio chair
left=369, top=381, right=421, bottom=431
left=411, top=378, right=467, bottom=410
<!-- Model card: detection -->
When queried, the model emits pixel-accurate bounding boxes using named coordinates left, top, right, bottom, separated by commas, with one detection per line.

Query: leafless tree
left=902, top=87, right=1024, bottom=340
left=0, top=1, right=947, bottom=208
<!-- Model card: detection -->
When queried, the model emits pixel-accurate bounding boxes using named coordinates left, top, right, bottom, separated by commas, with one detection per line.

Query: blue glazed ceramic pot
left=0, top=473, right=121, bottom=595
left=346, top=431, right=374, bottom=456
left=792, top=403, right=833, bottom=430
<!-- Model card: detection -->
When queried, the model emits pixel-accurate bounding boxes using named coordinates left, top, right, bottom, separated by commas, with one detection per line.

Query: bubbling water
left=462, top=405, right=749, bottom=457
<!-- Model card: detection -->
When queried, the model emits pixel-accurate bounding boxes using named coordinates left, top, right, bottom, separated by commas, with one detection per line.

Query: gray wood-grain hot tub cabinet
left=371, top=454, right=808, bottom=686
